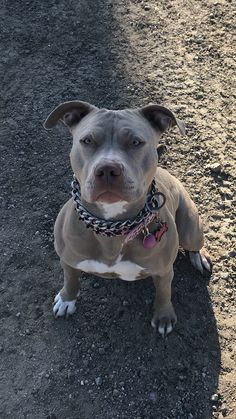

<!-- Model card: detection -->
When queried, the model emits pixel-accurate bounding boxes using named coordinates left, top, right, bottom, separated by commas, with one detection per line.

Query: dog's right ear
left=43, top=100, right=97, bottom=130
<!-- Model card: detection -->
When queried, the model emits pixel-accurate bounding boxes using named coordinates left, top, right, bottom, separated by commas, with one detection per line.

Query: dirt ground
left=0, top=0, right=235, bottom=418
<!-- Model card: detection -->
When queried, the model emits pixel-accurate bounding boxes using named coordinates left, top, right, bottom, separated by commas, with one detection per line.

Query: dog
left=44, top=101, right=211, bottom=336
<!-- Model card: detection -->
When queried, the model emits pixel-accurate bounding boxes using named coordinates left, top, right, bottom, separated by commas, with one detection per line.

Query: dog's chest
left=76, top=255, right=146, bottom=281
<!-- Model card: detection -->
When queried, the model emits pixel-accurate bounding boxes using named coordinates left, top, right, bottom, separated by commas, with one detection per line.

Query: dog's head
left=44, top=101, right=185, bottom=205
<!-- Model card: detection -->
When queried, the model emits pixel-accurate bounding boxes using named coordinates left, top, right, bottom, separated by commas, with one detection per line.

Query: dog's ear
left=156, top=144, right=167, bottom=160
left=43, top=100, right=97, bottom=130
left=140, top=104, right=186, bottom=136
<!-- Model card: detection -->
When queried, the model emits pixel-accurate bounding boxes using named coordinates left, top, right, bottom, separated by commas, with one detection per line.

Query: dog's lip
left=96, top=191, right=124, bottom=204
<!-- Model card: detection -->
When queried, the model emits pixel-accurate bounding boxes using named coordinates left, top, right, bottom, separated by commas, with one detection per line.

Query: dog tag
left=143, top=233, right=156, bottom=249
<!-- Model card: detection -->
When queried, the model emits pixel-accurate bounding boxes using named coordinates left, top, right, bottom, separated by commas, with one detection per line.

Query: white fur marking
left=158, top=325, right=166, bottom=337
left=76, top=256, right=144, bottom=281
left=98, top=201, right=128, bottom=219
left=53, top=292, right=76, bottom=317
left=151, top=319, right=156, bottom=329
left=166, top=323, right=173, bottom=334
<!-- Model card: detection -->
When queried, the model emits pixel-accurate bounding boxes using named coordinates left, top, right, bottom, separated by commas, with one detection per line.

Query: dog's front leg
left=53, top=260, right=81, bottom=318
left=151, top=268, right=177, bottom=337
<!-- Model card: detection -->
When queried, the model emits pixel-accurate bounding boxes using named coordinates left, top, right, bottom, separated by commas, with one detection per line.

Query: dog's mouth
left=95, top=191, right=125, bottom=204
left=85, top=181, right=136, bottom=204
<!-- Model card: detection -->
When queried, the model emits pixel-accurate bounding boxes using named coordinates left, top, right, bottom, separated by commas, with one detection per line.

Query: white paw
left=151, top=317, right=174, bottom=337
left=53, top=292, right=76, bottom=318
left=189, top=249, right=211, bottom=274
left=151, top=304, right=177, bottom=337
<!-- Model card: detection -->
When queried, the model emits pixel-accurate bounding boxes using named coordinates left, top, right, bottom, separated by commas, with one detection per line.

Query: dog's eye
left=80, top=136, right=93, bottom=145
left=131, top=138, right=143, bottom=147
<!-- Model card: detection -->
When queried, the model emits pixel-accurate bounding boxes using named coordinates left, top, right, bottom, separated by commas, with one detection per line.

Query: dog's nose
left=94, top=162, right=123, bottom=180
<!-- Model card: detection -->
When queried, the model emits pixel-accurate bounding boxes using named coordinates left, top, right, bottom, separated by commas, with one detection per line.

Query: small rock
left=149, top=391, right=157, bottom=402
left=113, top=389, right=119, bottom=396
left=221, top=273, right=229, bottom=280
left=25, top=329, right=31, bottom=335
left=211, top=393, right=219, bottom=402
left=208, top=163, right=222, bottom=173
left=98, top=347, right=105, bottom=355
left=220, top=404, right=228, bottom=417
left=95, top=377, right=102, bottom=386
left=16, top=312, right=21, bottom=318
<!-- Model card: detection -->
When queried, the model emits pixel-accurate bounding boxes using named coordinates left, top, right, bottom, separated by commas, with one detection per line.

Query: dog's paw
left=189, top=248, right=212, bottom=274
left=53, top=292, right=76, bottom=318
left=151, top=304, right=177, bottom=337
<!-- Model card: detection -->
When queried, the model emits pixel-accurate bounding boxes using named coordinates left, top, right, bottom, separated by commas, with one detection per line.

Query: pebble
left=221, top=273, right=229, bottom=280
left=149, top=392, right=157, bottom=402
left=208, top=163, right=222, bottom=173
left=95, top=377, right=102, bottom=386
left=220, top=404, right=228, bottom=416
left=211, top=393, right=219, bottom=402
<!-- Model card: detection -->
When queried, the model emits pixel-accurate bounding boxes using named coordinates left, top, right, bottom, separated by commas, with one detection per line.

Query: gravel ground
left=0, top=0, right=235, bottom=418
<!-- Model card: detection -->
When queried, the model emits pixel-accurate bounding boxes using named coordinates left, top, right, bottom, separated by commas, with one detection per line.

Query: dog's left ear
left=140, top=104, right=186, bottom=136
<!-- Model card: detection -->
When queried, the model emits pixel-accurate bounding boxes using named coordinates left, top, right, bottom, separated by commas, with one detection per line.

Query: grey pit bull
left=44, top=101, right=211, bottom=337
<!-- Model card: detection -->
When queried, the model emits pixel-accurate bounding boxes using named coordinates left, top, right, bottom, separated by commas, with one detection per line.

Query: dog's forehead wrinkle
left=74, top=109, right=155, bottom=144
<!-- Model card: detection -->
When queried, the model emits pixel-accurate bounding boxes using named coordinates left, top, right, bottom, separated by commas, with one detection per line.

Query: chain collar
left=71, top=176, right=166, bottom=237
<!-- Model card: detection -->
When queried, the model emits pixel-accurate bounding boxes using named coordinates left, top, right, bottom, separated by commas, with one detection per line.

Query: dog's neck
left=82, top=195, right=147, bottom=221
left=71, top=176, right=165, bottom=238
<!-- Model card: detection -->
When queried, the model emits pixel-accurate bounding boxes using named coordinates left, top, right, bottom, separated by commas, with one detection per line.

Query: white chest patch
left=97, top=201, right=128, bottom=220
left=76, top=255, right=145, bottom=281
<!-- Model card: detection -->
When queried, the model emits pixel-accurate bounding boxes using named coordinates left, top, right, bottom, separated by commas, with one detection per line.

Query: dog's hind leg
left=175, top=188, right=211, bottom=273
left=53, top=260, right=81, bottom=318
